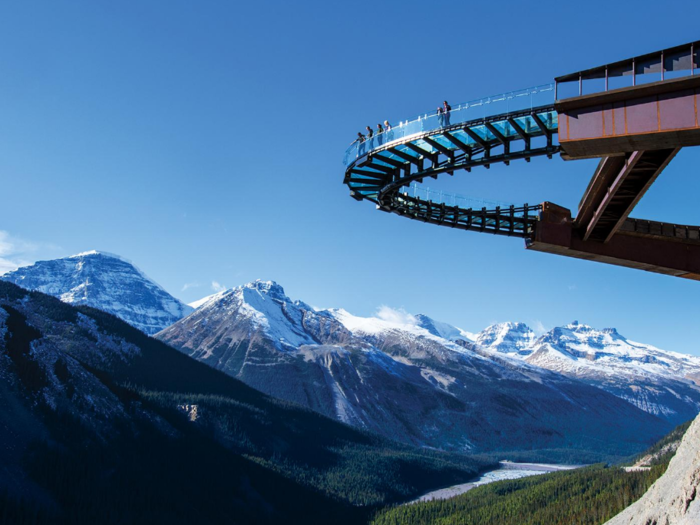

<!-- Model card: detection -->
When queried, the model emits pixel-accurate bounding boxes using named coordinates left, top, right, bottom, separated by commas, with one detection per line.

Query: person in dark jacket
left=443, top=101, right=452, bottom=126
left=354, top=132, right=366, bottom=155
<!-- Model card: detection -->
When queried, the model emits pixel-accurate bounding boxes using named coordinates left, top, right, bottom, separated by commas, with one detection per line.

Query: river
left=408, top=461, right=581, bottom=504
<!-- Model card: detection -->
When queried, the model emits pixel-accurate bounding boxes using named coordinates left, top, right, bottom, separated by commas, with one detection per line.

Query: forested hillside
left=0, top=282, right=487, bottom=525
left=371, top=421, right=691, bottom=525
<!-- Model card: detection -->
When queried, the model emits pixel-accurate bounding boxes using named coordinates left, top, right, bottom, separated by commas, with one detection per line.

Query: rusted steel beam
left=575, top=155, right=627, bottom=228
left=582, top=151, right=645, bottom=241
left=599, top=148, right=679, bottom=242
left=577, top=149, right=679, bottom=242
left=557, top=75, right=700, bottom=160
left=528, top=202, right=700, bottom=280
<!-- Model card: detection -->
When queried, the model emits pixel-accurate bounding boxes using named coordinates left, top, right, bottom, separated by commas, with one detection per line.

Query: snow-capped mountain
left=1, top=251, right=192, bottom=335
left=475, top=322, right=535, bottom=355
left=158, top=279, right=670, bottom=459
left=475, top=321, right=700, bottom=425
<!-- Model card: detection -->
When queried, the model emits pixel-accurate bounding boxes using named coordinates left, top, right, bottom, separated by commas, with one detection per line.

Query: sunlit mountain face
left=157, top=279, right=678, bottom=461
left=1, top=251, right=192, bottom=335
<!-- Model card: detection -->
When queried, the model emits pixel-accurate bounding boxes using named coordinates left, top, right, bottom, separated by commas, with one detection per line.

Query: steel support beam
left=575, top=148, right=679, bottom=242
left=529, top=202, right=700, bottom=280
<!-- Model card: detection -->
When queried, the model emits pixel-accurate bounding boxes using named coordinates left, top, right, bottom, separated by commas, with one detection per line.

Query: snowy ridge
left=178, top=282, right=700, bottom=426
left=474, top=321, right=700, bottom=423
left=158, top=279, right=675, bottom=455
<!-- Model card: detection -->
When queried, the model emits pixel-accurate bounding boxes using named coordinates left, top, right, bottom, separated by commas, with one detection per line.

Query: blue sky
left=1, top=1, right=699, bottom=353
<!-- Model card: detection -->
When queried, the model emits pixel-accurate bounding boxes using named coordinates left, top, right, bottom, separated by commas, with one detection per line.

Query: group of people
left=350, top=100, right=452, bottom=155
left=353, top=120, right=392, bottom=147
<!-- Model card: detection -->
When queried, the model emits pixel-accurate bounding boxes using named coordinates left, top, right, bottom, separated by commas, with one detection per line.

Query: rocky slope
left=1, top=251, right=192, bottom=334
left=605, top=412, right=700, bottom=525
left=158, top=280, right=670, bottom=460
left=476, top=321, right=700, bottom=425
left=0, top=280, right=489, bottom=524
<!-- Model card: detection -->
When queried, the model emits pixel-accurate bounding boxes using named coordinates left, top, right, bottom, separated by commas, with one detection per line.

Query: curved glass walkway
left=342, top=84, right=559, bottom=237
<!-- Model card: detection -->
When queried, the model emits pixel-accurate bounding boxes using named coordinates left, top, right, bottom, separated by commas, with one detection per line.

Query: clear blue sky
left=1, top=1, right=699, bottom=354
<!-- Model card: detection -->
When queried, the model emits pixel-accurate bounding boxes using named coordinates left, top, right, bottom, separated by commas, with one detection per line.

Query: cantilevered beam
left=529, top=202, right=700, bottom=280
left=576, top=148, right=679, bottom=243
left=582, top=151, right=645, bottom=242
left=575, top=156, right=627, bottom=228
left=599, top=148, right=679, bottom=242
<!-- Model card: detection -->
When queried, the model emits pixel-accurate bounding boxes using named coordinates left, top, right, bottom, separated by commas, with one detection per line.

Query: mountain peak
left=1, top=251, right=192, bottom=335
left=475, top=322, right=535, bottom=355
left=243, top=279, right=287, bottom=299
left=70, top=250, right=121, bottom=259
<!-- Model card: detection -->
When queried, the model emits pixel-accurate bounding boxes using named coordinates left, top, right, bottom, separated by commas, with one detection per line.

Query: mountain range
left=4, top=252, right=699, bottom=462
left=0, top=280, right=491, bottom=524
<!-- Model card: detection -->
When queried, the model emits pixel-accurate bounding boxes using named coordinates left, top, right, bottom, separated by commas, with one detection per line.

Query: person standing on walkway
left=437, top=106, right=444, bottom=127
left=443, top=101, right=452, bottom=126
left=384, top=120, right=393, bottom=141
left=366, top=126, right=374, bottom=149
left=354, top=132, right=366, bottom=155
left=376, top=123, right=384, bottom=145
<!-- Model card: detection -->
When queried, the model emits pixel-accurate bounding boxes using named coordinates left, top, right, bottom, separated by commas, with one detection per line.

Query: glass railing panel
left=530, top=84, right=555, bottom=107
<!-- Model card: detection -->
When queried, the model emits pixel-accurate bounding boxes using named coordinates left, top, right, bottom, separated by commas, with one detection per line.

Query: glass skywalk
left=342, top=83, right=559, bottom=237
left=343, top=83, right=556, bottom=167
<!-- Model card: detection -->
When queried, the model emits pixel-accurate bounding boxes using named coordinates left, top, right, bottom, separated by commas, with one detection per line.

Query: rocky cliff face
left=605, top=412, right=700, bottom=525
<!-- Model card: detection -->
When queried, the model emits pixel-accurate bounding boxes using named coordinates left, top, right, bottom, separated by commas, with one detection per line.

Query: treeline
left=140, top=389, right=487, bottom=507
left=371, top=463, right=668, bottom=525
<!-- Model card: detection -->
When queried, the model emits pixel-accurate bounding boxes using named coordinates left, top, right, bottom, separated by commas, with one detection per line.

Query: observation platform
left=342, top=40, right=700, bottom=279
